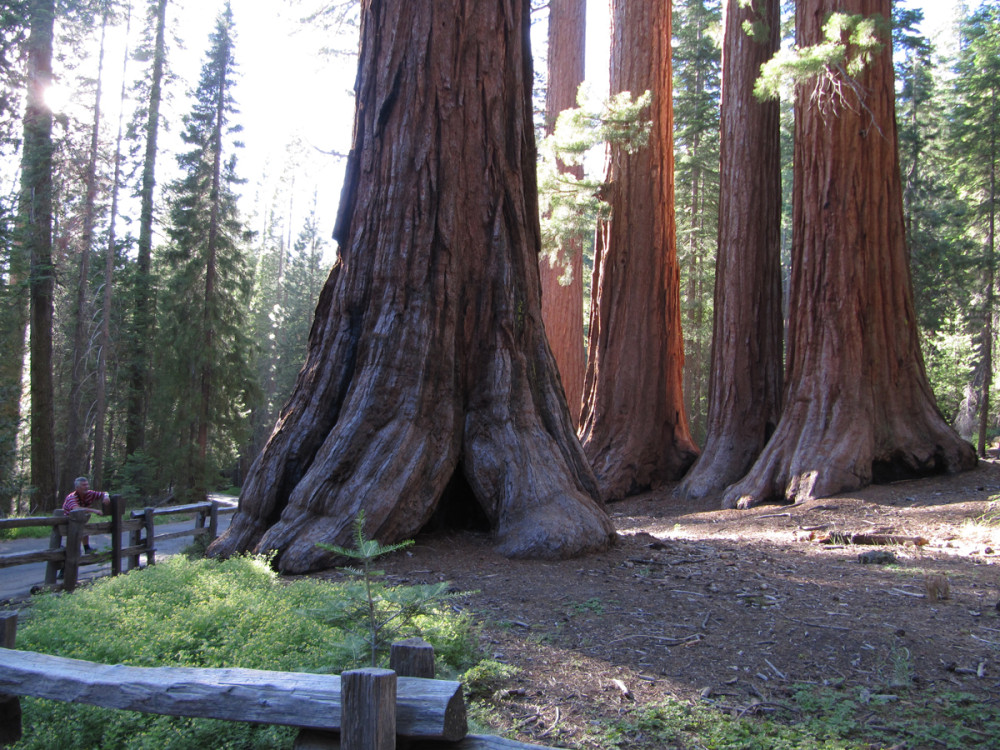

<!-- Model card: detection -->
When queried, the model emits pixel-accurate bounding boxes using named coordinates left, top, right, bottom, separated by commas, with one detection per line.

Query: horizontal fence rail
left=0, top=616, right=560, bottom=750
left=0, top=497, right=237, bottom=592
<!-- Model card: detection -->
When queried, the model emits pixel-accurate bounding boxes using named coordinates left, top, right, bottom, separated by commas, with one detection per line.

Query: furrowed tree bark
left=721, top=0, right=976, bottom=509
left=676, top=0, right=782, bottom=501
left=209, top=0, right=615, bottom=573
left=539, top=0, right=586, bottom=426
left=578, top=0, right=698, bottom=502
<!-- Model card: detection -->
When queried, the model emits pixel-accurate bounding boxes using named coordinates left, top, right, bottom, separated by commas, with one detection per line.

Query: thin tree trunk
left=61, top=14, right=108, bottom=498
left=676, top=0, right=783, bottom=501
left=21, top=0, right=57, bottom=512
left=722, top=0, right=975, bottom=509
left=94, top=3, right=132, bottom=489
left=539, top=0, right=586, bottom=426
left=126, top=0, right=168, bottom=458
left=579, top=0, right=698, bottom=501
left=210, top=0, right=615, bottom=574
left=978, top=85, right=997, bottom=457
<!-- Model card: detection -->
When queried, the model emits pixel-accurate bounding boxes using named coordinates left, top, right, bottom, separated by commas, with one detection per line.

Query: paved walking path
left=0, top=495, right=236, bottom=602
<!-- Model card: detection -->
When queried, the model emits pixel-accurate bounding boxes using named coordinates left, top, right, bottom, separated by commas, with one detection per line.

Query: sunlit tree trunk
left=579, top=0, right=698, bottom=501
left=676, top=0, right=782, bottom=501
left=722, top=0, right=976, bottom=508
left=211, top=0, right=614, bottom=574
left=61, top=14, right=108, bottom=498
left=21, top=0, right=57, bottom=512
left=539, top=0, right=586, bottom=425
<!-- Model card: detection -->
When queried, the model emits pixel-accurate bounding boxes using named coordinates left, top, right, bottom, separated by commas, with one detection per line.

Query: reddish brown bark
left=579, top=0, right=698, bottom=502
left=722, top=0, right=976, bottom=509
left=676, top=0, right=783, bottom=501
left=539, top=0, right=586, bottom=426
left=209, top=0, right=615, bottom=573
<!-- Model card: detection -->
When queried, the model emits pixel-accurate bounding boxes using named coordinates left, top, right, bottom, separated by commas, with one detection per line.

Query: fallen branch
left=607, top=633, right=705, bottom=646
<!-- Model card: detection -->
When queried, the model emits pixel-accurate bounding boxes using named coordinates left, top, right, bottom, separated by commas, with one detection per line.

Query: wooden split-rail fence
left=0, top=614, right=560, bottom=750
left=0, top=497, right=237, bottom=592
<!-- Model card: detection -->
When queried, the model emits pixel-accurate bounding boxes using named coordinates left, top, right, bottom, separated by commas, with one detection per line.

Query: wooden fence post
left=341, top=668, right=396, bottom=750
left=45, top=510, right=65, bottom=584
left=128, top=509, right=141, bottom=571
left=390, top=638, right=435, bottom=680
left=209, top=500, right=220, bottom=541
left=143, top=508, right=156, bottom=567
left=110, top=495, right=123, bottom=576
left=64, top=510, right=89, bottom=592
left=0, top=612, right=21, bottom=746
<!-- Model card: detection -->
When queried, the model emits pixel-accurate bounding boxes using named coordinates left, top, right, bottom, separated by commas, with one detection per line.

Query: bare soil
left=322, top=461, right=1000, bottom=748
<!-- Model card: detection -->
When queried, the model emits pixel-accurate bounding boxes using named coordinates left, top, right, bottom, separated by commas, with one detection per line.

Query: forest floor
left=311, top=459, right=1000, bottom=748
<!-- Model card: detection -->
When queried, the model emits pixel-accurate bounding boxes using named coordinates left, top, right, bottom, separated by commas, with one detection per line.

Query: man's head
left=74, top=477, right=90, bottom=493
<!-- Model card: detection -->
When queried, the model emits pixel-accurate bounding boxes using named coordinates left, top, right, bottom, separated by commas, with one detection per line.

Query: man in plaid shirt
left=63, top=476, right=111, bottom=554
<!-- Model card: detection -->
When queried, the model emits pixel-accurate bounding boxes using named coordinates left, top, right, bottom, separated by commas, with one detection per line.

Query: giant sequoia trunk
left=579, top=0, right=698, bottom=501
left=676, top=0, right=783, bottom=501
left=539, top=0, right=587, bottom=426
left=721, top=0, right=976, bottom=509
left=209, top=0, right=615, bottom=573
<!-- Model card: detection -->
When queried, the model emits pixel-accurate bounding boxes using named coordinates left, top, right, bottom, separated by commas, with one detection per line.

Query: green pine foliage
left=537, top=87, right=652, bottom=286
left=947, top=1, right=1000, bottom=440
left=149, top=3, right=257, bottom=500
left=755, top=11, right=890, bottom=113
left=673, top=0, right=721, bottom=444
left=246, top=195, right=326, bottom=455
left=315, top=512, right=464, bottom=668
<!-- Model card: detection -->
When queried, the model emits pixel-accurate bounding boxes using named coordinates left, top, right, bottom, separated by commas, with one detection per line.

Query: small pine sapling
left=315, top=512, right=458, bottom=667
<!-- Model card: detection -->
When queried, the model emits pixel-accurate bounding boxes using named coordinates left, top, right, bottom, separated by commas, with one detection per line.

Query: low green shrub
left=589, top=684, right=1000, bottom=750
left=10, top=554, right=478, bottom=750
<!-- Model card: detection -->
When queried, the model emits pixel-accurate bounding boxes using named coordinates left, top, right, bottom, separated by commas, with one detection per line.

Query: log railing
left=0, top=497, right=237, bottom=592
left=0, top=613, right=559, bottom=750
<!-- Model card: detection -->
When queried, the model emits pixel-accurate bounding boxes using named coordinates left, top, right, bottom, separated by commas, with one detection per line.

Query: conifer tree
left=20, top=0, right=57, bottom=511
left=0, top=2, right=28, bottom=511
left=579, top=0, right=699, bottom=502
left=152, top=2, right=255, bottom=500
left=951, top=1, right=1000, bottom=454
left=672, top=0, right=722, bottom=443
left=125, top=0, right=168, bottom=462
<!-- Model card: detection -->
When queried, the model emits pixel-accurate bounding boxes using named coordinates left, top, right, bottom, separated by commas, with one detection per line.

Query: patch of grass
left=974, top=497, right=1000, bottom=526
left=10, top=554, right=478, bottom=750
left=0, top=523, right=53, bottom=541
left=587, top=684, right=1000, bottom=750
left=569, top=597, right=605, bottom=616
left=462, top=659, right=521, bottom=701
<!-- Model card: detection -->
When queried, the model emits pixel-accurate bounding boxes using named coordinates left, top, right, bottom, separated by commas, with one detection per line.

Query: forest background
left=0, top=0, right=995, bottom=513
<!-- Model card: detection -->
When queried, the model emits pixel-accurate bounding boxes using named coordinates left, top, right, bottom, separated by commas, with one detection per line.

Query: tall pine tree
left=672, top=0, right=722, bottom=444
left=151, top=2, right=254, bottom=501
left=951, top=1, right=1000, bottom=454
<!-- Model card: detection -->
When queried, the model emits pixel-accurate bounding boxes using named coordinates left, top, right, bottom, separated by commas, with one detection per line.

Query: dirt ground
left=329, top=461, right=1000, bottom=748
